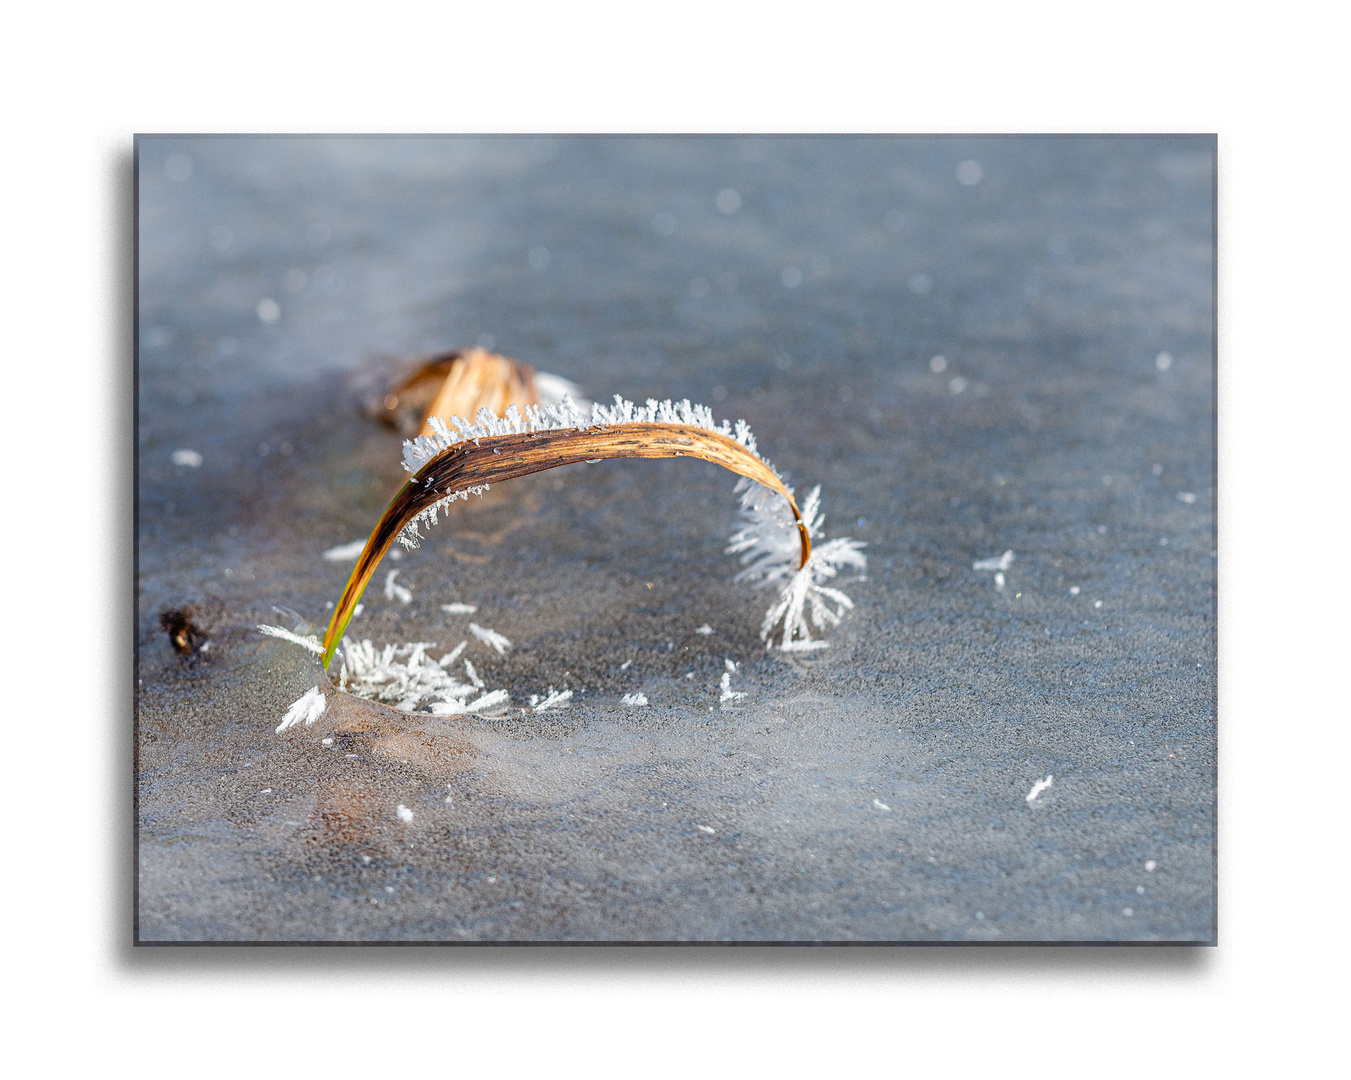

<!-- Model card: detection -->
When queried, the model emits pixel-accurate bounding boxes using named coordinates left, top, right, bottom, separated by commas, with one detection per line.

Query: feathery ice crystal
left=332, top=637, right=512, bottom=716
left=727, top=479, right=867, bottom=651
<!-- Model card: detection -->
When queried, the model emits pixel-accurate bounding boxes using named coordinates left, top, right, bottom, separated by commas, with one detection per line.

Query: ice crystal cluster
left=333, top=638, right=510, bottom=716
left=397, top=394, right=763, bottom=549
left=727, top=479, right=867, bottom=651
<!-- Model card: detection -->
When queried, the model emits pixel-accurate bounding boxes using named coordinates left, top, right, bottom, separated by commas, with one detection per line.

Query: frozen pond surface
left=137, top=136, right=1215, bottom=941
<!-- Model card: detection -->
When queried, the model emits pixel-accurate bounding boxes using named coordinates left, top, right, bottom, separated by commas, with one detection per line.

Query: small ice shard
left=396, top=804, right=414, bottom=823
left=468, top=622, right=511, bottom=654
left=719, top=670, right=747, bottom=703
left=994, top=571, right=1006, bottom=590
left=464, top=659, right=485, bottom=688
left=1025, top=775, right=1054, bottom=803
left=698, top=825, right=716, bottom=835
left=276, top=685, right=326, bottom=733
left=1177, top=491, right=1197, bottom=504
left=257, top=624, right=325, bottom=656
left=1094, top=600, right=1103, bottom=609
left=973, top=550, right=1014, bottom=572
left=429, top=688, right=510, bottom=716
left=873, top=798, right=891, bottom=811
left=1145, top=860, right=1158, bottom=872
left=1070, top=586, right=1081, bottom=596
left=621, top=692, right=648, bottom=706
left=441, top=602, right=478, bottom=615
left=322, top=539, right=366, bottom=561
left=171, top=449, right=203, bottom=468
left=696, top=624, right=713, bottom=635
left=384, top=570, right=412, bottom=604
left=528, top=688, right=573, bottom=712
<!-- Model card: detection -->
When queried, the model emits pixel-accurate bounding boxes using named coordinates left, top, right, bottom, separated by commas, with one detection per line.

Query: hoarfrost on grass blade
left=728, top=480, right=866, bottom=652
left=395, top=394, right=772, bottom=549
left=441, top=602, right=478, bottom=615
left=468, top=622, right=512, bottom=654
left=1026, top=775, right=1054, bottom=803
left=258, top=624, right=325, bottom=656
left=322, top=539, right=367, bottom=562
left=276, top=686, right=326, bottom=733
left=621, top=692, right=648, bottom=707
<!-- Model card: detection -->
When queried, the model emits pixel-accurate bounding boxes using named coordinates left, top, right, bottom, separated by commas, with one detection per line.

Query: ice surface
left=136, top=135, right=1215, bottom=942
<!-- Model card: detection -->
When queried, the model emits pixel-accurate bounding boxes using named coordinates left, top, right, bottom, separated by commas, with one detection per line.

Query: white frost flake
left=468, top=622, right=512, bottom=654
left=621, top=692, right=649, bottom=706
left=873, top=798, right=891, bottom=811
left=695, top=624, right=713, bottom=635
left=396, top=804, right=414, bottom=823
left=528, top=688, right=573, bottom=712
left=275, top=685, right=326, bottom=734
left=1026, top=775, right=1054, bottom=803
left=171, top=449, right=203, bottom=468
left=257, top=624, right=325, bottom=656
left=384, top=569, right=412, bottom=604
left=441, top=602, right=478, bottom=615
left=974, top=550, right=1014, bottom=572
left=322, top=539, right=366, bottom=562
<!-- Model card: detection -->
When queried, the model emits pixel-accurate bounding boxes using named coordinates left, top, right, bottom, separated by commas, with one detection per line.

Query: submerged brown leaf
left=320, top=423, right=810, bottom=666
left=371, top=348, right=540, bottom=436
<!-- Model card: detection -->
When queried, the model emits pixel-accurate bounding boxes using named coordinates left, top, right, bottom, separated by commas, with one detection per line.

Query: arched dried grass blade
left=320, top=422, right=809, bottom=666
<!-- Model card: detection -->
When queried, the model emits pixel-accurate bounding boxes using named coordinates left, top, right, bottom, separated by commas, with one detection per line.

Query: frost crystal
left=276, top=685, right=326, bottom=733
left=719, top=658, right=748, bottom=702
left=620, top=692, right=649, bottom=707
left=441, top=602, right=478, bottom=615
left=468, top=622, right=512, bottom=654
left=322, top=539, right=366, bottom=562
left=384, top=569, right=412, bottom=604
left=333, top=637, right=509, bottom=716
left=727, top=480, right=867, bottom=651
left=973, top=550, right=1014, bottom=572
left=528, top=688, right=573, bottom=712
left=258, top=624, right=325, bottom=656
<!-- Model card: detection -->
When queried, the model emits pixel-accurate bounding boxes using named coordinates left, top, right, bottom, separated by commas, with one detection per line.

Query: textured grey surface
left=136, top=135, right=1215, bottom=942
